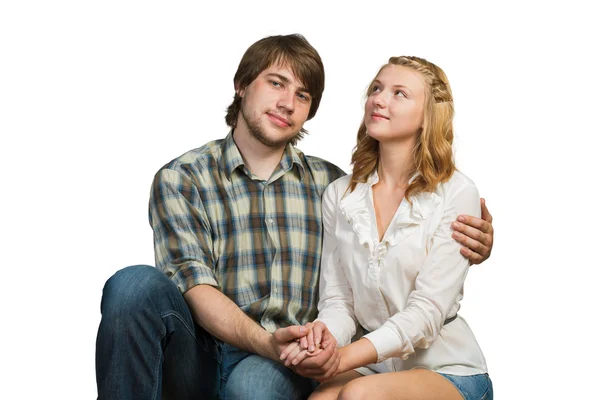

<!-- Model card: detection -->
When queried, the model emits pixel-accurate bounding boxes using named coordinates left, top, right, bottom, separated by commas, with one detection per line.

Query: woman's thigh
left=337, top=369, right=463, bottom=400
left=308, top=371, right=362, bottom=400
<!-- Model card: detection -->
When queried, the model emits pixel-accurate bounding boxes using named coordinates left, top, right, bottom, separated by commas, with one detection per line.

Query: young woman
left=282, top=56, right=492, bottom=400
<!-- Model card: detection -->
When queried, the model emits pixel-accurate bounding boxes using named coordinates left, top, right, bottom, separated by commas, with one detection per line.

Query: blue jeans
left=95, top=265, right=317, bottom=399
left=439, top=373, right=493, bottom=400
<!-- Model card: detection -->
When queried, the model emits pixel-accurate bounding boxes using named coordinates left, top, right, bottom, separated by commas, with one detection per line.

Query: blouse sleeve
left=315, top=181, right=358, bottom=346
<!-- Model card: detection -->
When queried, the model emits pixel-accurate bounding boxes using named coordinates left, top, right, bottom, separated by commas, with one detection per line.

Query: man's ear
left=235, top=82, right=245, bottom=97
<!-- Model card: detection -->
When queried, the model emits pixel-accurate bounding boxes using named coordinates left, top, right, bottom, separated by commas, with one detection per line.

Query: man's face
left=237, top=64, right=312, bottom=148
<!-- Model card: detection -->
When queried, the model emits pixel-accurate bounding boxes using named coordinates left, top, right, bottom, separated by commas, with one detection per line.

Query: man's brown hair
left=225, top=34, right=325, bottom=144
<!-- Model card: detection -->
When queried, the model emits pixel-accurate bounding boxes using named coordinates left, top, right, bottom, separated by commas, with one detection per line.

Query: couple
left=96, top=34, right=494, bottom=400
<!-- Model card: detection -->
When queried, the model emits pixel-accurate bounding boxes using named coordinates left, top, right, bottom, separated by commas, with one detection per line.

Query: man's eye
left=271, top=80, right=282, bottom=87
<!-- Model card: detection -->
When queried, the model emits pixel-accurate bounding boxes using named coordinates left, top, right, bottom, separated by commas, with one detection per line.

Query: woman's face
left=364, top=64, right=426, bottom=142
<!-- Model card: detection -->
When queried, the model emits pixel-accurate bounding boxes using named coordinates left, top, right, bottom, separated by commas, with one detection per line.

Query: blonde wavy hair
left=348, top=56, right=455, bottom=200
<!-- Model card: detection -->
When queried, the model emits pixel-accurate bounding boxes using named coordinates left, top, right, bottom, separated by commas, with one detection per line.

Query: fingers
left=296, top=343, right=330, bottom=372
left=460, top=246, right=484, bottom=265
left=273, top=325, right=307, bottom=344
left=300, top=322, right=313, bottom=350
left=280, top=341, right=299, bottom=362
left=285, top=343, right=305, bottom=367
left=480, top=198, right=493, bottom=223
left=300, top=335, right=308, bottom=350
left=313, top=321, right=327, bottom=348
left=291, top=348, right=310, bottom=366
left=307, top=327, right=315, bottom=352
left=452, top=215, right=492, bottom=247
left=452, top=227, right=487, bottom=255
left=455, top=213, right=493, bottom=235
left=305, top=346, right=323, bottom=357
left=297, top=342, right=336, bottom=373
left=302, top=345, right=340, bottom=381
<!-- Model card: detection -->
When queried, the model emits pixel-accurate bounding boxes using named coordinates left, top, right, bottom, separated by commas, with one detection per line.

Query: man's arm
left=452, top=198, right=494, bottom=264
left=184, top=285, right=307, bottom=361
left=150, top=168, right=304, bottom=362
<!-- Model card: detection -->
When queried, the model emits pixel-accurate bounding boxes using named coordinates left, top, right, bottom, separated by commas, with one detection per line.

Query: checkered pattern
left=149, top=132, right=346, bottom=332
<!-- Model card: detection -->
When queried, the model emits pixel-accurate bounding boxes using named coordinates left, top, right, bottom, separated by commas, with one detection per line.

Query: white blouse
left=316, top=171, right=488, bottom=375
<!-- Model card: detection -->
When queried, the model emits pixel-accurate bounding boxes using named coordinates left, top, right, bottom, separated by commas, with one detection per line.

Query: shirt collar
left=219, top=130, right=245, bottom=179
left=219, top=130, right=306, bottom=181
left=365, top=170, right=420, bottom=187
left=280, top=141, right=306, bottom=181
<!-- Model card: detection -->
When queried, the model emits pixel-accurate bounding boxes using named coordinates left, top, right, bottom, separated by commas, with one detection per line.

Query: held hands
left=269, top=325, right=313, bottom=361
left=280, top=321, right=324, bottom=367
left=452, top=198, right=494, bottom=265
left=277, top=321, right=340, bottom=381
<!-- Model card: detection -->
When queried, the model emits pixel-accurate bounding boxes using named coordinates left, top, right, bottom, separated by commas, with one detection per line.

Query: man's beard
left=240, top=100, right=301, bottom=148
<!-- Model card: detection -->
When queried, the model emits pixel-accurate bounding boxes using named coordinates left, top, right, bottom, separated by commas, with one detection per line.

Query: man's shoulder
left=157, top=139, right=223, bottom=178
left=295, top=149, right=347, bottom=184
left=303, top=154, right=344, bottom=172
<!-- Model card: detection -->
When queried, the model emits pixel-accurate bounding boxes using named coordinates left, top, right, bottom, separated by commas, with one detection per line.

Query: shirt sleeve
left=315, top=181, right=358, bottom=347
left=363, top=180, right=481, bottom=362
left=149, top=168, right=219, bottom=293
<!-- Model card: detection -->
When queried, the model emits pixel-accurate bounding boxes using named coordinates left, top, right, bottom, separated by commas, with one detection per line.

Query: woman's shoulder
left=437, top=170, right=481, bottom=214
left=324, top=174, right=353, bottom=196
left=440, top=170, right=478, bottom=194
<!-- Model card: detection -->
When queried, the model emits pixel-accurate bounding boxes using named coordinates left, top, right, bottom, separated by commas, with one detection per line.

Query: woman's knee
left=337, top=380, right=369, bottom=400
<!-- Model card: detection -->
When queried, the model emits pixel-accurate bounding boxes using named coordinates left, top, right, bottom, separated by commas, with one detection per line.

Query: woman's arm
left=314, top=181, right=359, bottom=347
left=336, top=338, right=378, bottom=374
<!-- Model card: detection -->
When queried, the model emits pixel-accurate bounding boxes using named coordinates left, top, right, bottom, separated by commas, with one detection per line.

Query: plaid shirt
left=149, top=131, right=346, bottom=332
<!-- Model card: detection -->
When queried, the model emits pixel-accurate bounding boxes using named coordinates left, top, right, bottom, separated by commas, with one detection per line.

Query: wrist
left=337, top=339, right=377, bottom=373
left=254, top=330, right=278, bottom=361
left=337, top=346, right=351, bottom=374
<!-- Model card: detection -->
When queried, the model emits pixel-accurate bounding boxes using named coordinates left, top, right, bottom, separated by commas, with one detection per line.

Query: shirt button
left=268, top=218, right=274, bottom=224
left=273, top=288, right=278, bottom=294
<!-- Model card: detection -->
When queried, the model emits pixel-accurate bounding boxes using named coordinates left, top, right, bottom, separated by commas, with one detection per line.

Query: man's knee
left=221, top=355, right=315, bottom=400
left=99, top=264, right=178, bottom=322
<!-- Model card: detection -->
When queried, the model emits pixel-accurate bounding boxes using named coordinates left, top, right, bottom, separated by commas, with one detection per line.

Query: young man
left=95, top=34, right=494, bottom=399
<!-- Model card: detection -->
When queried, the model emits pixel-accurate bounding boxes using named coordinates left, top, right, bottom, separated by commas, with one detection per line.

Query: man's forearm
left=183, top=284, right=276, bottom=360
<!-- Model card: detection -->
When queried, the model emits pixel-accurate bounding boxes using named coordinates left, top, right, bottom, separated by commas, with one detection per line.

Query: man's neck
left=232, top=128, right=286, bottom=181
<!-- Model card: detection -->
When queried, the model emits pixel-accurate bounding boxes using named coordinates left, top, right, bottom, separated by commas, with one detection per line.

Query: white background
left=1, top=1, right=598, bottom=398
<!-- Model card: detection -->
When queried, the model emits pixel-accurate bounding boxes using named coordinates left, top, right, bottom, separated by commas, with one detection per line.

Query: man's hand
left=293, top=322, right=340, bottom=381
left=452, top=198, right=494, bottom=265
left=280, top=340, right=316, bottom=367
left=267, top=325, right=308, bottom=362
left=293, top=341, right=340, bottom=381
left=280, top=321, right=329, bottom=366
left=302, top=321, right=330, bottom=353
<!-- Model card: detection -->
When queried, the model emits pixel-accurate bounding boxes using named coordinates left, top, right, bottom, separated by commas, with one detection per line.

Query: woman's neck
left=377, top=138, right=416, bottom=188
